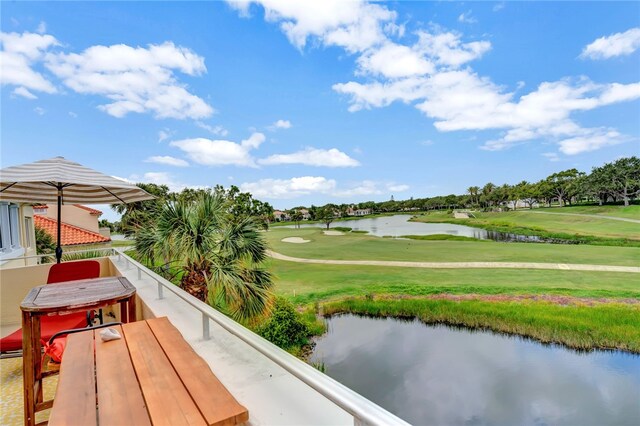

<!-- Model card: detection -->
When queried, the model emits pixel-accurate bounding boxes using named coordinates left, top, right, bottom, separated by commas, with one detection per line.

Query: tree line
left=298, top=156, right=639, bottom=217
left=110, top=184, right=274, bottom=235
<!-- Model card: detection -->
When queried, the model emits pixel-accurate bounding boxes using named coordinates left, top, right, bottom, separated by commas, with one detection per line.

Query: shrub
left=35, top=225, right=55, bottom=254
left=257, top=297, right=310, bottom=348
left=332, top=226, right=352, bottom=232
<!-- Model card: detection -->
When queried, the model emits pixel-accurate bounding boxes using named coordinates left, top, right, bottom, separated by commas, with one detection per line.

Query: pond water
left=289, top=215, right=550, bottom=242
left=310, top=315, right=640, bottom=426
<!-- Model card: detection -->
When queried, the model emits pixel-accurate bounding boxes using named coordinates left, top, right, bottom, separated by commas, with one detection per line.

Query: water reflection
left=287, top=215, right=559, bottom=243
left=310, top=315, right=640, bottom=426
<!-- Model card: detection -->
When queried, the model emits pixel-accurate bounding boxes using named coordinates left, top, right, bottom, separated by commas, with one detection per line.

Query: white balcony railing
left=113, top=249, right=410, bottom=426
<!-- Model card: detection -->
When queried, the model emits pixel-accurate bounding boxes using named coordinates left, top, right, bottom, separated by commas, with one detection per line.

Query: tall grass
left=321, top=297, right=640, bottom=353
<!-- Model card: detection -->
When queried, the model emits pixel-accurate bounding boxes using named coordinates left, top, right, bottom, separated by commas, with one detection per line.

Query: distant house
left=346, top=207, right=372, bottom=217
left=273, top=210, right=291, bottom=222
left=34, top=204, right=111, bottom=247
left=298, top=208, right=311, bottom=220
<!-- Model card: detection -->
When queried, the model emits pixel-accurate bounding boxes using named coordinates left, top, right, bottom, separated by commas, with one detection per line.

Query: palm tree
left=467, top=186, right=480, bottom=205
left=135, top=192, right=274, bottom=321
left=481, top=182, right=496, bottom=207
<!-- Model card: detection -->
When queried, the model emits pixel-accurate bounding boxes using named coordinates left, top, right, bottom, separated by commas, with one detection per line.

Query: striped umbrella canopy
left=0, top=157, right=154, bottom=262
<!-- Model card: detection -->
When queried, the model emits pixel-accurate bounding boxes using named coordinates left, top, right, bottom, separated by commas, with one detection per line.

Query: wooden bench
left=48, top=317, right=249, bottom=426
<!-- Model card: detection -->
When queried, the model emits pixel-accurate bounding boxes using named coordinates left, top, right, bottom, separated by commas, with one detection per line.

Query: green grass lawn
left=265, top=228, right=640, bottom=266
left=266, top=224, right=640, bottom=352
left=270, top=257, right=640, bottom=352
left=270, top=259, right=640, bottom=303
left=412, top=209, right=640, bottom=242
left=535, top=204, right=640, bottom=219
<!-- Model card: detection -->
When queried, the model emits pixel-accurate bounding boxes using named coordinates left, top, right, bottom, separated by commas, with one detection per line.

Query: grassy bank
left=266, top=228, right=640, bottom=266
left=411, top=210, right=640, bottom=245
left=321, top=297, right=640, bottom=352
left=536, top=204, right=640, bottom=219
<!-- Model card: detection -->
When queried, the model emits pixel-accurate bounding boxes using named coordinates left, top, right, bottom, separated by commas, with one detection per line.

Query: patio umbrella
left=0, top=156, right=154, bottom=263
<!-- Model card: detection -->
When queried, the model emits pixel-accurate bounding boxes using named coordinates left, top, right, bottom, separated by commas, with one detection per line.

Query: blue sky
left=2, top=1, right=639, bottom=221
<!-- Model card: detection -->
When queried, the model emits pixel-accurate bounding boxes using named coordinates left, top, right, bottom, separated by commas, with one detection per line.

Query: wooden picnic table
left=48, top=317, right=249, bottom=426
left=20, top=276, right=137, bottom=426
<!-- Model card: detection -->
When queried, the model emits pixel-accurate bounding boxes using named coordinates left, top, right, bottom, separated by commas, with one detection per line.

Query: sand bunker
left=323, top=230, right=344, bottom=236
left=281, top=237, right=310, bottom=244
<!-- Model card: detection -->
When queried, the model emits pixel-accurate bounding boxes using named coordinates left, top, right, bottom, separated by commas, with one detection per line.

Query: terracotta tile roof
left=73, top=204, right=103, bottom=215
left=34, top=215, right=111, bottom=246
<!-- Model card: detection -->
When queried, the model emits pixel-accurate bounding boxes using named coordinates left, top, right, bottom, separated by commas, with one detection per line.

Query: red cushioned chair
left=0, top=260, right=101, bottom=357
left=46, top=260, right=100, bottom=284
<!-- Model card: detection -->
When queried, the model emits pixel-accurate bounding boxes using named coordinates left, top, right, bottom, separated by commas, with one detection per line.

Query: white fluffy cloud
left=415, top=31, right=491, bottom=68
left=357, top=42, right=434, bottom=78
left=259, top=147, right=360, bottom=167
left=2, top=31, right=214, bottom=120
left=557, top=129, right=625, bottom=155
left=13, top=86, right=38, bottom=99
left=232, top=1, right=638, bottom=157
left=45, top=42, right=213, bottom=119
left=0, top=32, right=58, bottom=94
left=581, top=27, right=640, bottom=60
left=229, top=0, right=396, bottom=53
left=457, top=11, right=477, bottom=24
left=240, top=176, right=337, bottom=199
left=336, top=63, right=640, bottom=155
left=145, top=155, right=189, bottom=167
left=170, top=132, right=265, bottom=167
left=268, top=119, right=292, bottom=130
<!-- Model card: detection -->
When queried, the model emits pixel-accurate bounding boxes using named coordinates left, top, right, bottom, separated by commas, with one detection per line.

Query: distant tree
left=601, top=157, right=640, bottom=206
left=481, top=183, right=496, bottom=207
left=587, top=165, right=611, bottom=205
left=111, top=183, right=169, bottom=236
left=536, top=180, right=554, bottom=207
left=291, top=210, right=303, bottom=229
left=318, top=204, right=337, bottom=229
left=98, top=218, right=116, bottom=232
left=467, top=186, right=480, bottom=206
left=519, top=181, right=539, bottom=209
left=492, top=184, right=511, bottom=208
left=546, top=169, right=581, bottom=207
left=308, top=205, right=319, bottom=220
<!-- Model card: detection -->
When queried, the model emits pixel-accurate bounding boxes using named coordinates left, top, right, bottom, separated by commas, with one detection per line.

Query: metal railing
left=4, top=247, right=120, bottom=267
left=111, top=249, right=410, bottom=426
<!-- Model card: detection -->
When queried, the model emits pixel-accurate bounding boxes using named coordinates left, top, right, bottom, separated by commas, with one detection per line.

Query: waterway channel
left=310, top=314, right=640, bottom=425
left=289, top=215, right=555, bottom=242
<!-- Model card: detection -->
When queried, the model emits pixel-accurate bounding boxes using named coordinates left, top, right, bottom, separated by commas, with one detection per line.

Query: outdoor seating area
left=1, top=250, right=404, bottom=425
left=1, top=258, right=250, bottom=426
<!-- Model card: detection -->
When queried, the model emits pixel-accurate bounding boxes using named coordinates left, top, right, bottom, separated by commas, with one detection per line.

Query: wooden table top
left=20, top=276, right=136, bottom=313
left=48, top=317, right=249, bottom=426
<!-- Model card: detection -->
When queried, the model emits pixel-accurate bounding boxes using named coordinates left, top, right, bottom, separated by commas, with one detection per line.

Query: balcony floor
left=1, top=357, right=57, bottom=425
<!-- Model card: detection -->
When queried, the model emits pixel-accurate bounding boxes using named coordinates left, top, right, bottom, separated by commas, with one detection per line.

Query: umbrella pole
left=55, top=185, right=63, bottom=263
